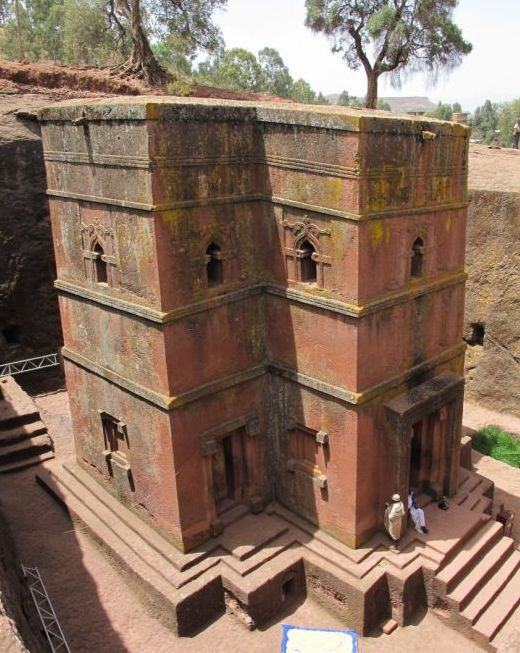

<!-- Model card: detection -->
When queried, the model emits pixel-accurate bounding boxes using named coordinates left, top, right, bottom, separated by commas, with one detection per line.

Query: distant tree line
left=0, top=0, right=330, bottom=102
left=469, top=99, right=520, bottom=147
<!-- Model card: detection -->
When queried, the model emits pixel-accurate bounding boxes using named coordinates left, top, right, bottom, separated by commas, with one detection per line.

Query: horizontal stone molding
left=55, top=279, right=264, bottom=323
left=62, top=340, right=465, bottom=412
left=62, top=346, right=267, bottom=410
left=47, top=187, right=469, bottom=222
left=56, top=271, right=466, bottom=325
left=47, top=189, right=154, bottom=211
left=43, top=149, right=466, bottom=187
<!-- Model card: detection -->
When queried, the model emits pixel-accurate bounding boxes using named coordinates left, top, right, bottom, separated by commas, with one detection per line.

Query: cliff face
left=0, top=96, right=63, bottom=388
left=464, top=146, right=520, bottom=416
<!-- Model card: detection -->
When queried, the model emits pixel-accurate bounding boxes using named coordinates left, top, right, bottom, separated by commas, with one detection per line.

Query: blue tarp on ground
left=281, top=624, right=359, bottom=652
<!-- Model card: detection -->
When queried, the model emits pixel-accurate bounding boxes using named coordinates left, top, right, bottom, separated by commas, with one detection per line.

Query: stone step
left=38, top=465, right=222, bottom=594
left=0, top=450, right=54, bottom=473
left=468, top=495, right=493, bottom=515
left=63, top=461, right=213, bottom=572
left=435, top=520, right=503, bottom=594
left=0, top=409, right=41, bottom=431
left=461, top=550, right=520, bottom=625
left=48, top=463, right=210, bottom=587
left=491, top=602, right=520, bottom=650
left=222, top=531, right=296, bottom=577
left=456, top=472, right=494, bottom=503
left=35, top=465, right=206, bottom=635
left=0, top=434, right=52, bottom=462
left=271, top=502, right=375, bottom=565
left=473, top=567, right=520, bottom=641
left=220, top=504, right=250, bottom=527
left=0, top=419, right=47, bottom=444
left=448, top=537, right=515, bottom=610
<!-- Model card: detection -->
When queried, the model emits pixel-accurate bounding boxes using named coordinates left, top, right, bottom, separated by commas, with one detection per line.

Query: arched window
left=411, top=237, right=424, bottom=278
left=93, top=241, right=108, bottom=284
left=206, top=242, right=223, bottom=287
left=298, top=239, right=317, bottom=283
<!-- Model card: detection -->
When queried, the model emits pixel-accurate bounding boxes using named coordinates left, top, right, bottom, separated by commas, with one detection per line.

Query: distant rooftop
left=379, top=97, right=437, bottom=114
left=325, top=94, right=437, bottom=114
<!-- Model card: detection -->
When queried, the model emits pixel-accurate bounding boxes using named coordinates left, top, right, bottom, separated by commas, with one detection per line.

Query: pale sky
left=212, top=0, right=518, bottom=111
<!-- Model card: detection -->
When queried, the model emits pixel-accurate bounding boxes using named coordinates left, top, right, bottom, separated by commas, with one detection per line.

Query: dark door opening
left=410, top=421, right=423, bottom=489
left=213, top=435, right=237, bottom=513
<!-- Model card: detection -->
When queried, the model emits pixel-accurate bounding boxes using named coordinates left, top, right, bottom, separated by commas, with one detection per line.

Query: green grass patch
left=472, top=424, right=520, bottom=468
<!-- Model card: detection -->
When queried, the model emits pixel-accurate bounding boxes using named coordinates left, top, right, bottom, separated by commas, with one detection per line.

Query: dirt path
left=464, top=401, right=520, bottom=438
left=2, top=391, right=518, bottom=653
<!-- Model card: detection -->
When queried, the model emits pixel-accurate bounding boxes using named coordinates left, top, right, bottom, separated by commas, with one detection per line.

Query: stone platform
left=36, top=460, right=520, bottom=649
left=0, top=376, right=53, bottom=472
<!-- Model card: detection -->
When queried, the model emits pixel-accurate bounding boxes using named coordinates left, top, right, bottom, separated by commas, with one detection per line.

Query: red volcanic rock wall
left=0, top=97, right=63, bottom=391
left=39, top=99, right=469, bottom=550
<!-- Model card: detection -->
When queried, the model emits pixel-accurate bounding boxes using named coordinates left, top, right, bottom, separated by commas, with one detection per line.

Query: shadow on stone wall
left=0, top=105, right=63, bottom=394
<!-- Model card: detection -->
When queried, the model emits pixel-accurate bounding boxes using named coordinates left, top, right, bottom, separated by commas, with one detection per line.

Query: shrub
left=472, top=425, right=520, bottom=468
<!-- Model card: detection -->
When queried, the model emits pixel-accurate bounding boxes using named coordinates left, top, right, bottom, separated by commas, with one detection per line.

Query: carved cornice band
left=47, top=188, right=469, bottom=223
left=61, top=342, right=465, bottom=411
left=55, top=271, right=467, bottom=324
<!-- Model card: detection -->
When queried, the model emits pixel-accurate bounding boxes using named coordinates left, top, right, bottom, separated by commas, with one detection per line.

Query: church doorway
left=409, top=406, right=452, bottom=495
left=212, top=429, right=248, bottom=514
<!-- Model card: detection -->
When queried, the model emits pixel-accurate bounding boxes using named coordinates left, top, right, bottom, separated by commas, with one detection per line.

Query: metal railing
left=0, top=353, right=60, bottom=377
left=21, top=565, right=70, bottom=653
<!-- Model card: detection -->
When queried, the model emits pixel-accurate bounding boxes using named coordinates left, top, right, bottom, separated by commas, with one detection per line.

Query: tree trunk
left=114, top=0, right=167, bottom=85
left=365, top=71, right=378, bottom=109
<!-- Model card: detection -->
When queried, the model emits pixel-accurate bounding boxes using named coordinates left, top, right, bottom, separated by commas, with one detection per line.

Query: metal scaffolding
left=0, top=353, right=60, bottom=377
left=21, top=565, right=70, bottom=653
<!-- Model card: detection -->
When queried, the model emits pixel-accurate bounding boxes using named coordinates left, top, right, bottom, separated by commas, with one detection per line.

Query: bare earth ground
left=0, top=392, right=518, bottom=653
left=464, top=401, right=520, bottom=439
left=468, top=144, right=520, bottom=192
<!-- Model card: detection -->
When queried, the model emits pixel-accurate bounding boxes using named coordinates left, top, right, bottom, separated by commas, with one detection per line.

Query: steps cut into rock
left=0, top=376, right=53, bottom=472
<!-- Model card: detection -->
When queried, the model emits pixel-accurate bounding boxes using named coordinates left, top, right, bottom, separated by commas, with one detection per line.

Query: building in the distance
left=38, top=98, right=469, bottom=554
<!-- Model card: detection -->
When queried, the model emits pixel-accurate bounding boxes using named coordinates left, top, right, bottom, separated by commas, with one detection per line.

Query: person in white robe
left=408, top=490, right=428, bottom=534
left=384, top=493, right=405, bottom=546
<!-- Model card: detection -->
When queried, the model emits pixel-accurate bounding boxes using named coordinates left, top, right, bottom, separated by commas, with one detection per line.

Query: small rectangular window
left=289, top=425, right=320, bottom=468
left=101, top=413, right=127, bottom=453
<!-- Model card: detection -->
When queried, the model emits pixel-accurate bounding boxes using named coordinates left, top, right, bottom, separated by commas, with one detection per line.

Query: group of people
left=384, top=490, right=440, bottom=549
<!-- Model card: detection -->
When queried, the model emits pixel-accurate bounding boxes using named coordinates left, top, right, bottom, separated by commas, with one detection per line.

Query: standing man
left=512, top=117, right=520, bottom=149
left=384, top=493, right=406, bottom=549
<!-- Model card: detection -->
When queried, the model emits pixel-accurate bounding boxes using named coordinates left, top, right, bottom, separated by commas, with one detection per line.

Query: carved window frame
left=281, top=215, right=332, bottom=288
left=81, top=223, right=118, bottom=287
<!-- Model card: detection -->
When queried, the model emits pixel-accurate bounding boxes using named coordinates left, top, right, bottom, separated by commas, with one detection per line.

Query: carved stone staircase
left=35, top=459, right=520, bottom=649
left=0, top=376, right=53, bottom=472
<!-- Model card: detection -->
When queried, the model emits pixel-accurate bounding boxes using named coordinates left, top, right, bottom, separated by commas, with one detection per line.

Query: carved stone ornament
left=281, top=215, right=331, bottom=239
left=81, top=222, right=114, bottom=240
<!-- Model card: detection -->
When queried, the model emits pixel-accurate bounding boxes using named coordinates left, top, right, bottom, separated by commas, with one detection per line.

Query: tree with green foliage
left=1, top=0, right=65, bottom=62
left=429, top=101, right=453, bottom=121
left=104, top=0, right=227, bottom=83
left=0, top=0, right=130, bottom=66
left=471, top=99, right=499, bottom=144
left=152, top=34, right=193, bottom=76
left=258, top=47, right=292, bottom=97
left=497, top=98, right=520, bottom=148
left=337, top=89, right=350, bottom=106
left=290, top=78, right=316, bottom=104
left=62, top=0, right=129, bottom=66
left=197, top=48, right=266, bottom=92
left=315, top=91, right=330, bottom=105
left=305, top=0, right=472, bottom=109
